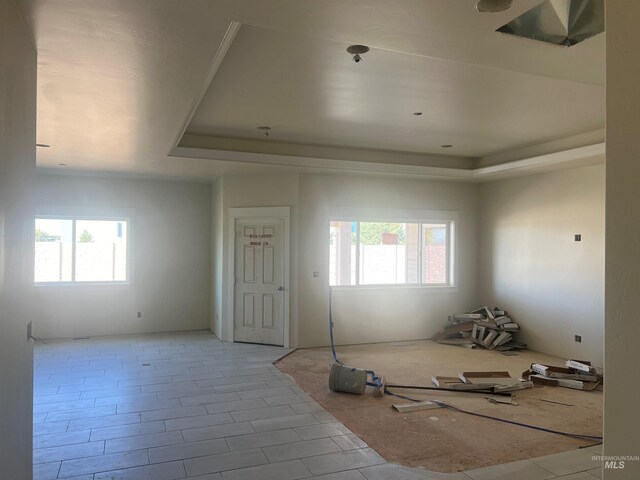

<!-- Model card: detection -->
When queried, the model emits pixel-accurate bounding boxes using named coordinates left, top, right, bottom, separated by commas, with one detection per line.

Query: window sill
left=329, top=284, right=458, bottom=293
left=35, top=281, right=130, bottom=287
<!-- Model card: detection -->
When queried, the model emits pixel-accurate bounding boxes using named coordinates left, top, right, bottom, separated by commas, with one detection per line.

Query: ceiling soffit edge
left=169, top=141, right=604, bottom=184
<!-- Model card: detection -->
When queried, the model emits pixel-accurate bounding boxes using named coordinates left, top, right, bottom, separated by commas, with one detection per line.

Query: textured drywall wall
left=604, top=1, right=640, bottom=477
left=297, top=173, right=480, bottom=347
left=218, top=173, right=300, bottom=345
left=0, top=0, right=36, bottom=477
left=33, top=175, right=212, bottom=338
left=211, top=177, right=223, bottom=337
left=478, top=165, right=605, bottom=366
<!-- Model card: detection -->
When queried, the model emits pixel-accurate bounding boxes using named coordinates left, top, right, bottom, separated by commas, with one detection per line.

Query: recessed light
left=413, top=112, right=423, bottom=116
left=441, top=144, right=453, bottom=148
left=257, top=126, right=272, bottom=137
left=36, top=143, right=50, bottom=148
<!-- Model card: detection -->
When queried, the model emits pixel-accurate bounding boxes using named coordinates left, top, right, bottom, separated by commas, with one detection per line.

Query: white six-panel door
left=233, top=218, right=285, bottom=346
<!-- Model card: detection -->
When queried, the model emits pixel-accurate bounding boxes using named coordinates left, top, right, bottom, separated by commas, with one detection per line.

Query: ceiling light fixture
left=441, top=144, right=453, bottom=148
left=58, top=163, right=67, bottom=166
left=476, top=0, right=512, bottom=12
left=413, top=112, right=423, bottom=116
left=257, top=126, right=271, bottom=137
left=347, top=45, right=370, bottom=63
left=36, top=143, right=50, bottom=148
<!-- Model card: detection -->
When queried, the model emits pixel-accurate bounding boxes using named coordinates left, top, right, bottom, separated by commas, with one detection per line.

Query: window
left=35, top=217, right=129, bottom=283
left=329, top=219, right=454, bottom=287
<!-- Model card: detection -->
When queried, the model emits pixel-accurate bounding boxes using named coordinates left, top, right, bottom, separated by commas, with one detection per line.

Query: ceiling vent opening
left=497, top=0, right=604, bottom=47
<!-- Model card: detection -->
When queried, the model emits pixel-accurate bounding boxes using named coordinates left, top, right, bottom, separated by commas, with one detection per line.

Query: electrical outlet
left=137, top=312, right=142, bottom=318
left=574, top=334, right=582, bottom=343
left=575, top=234, right=582, bottom=242
left=27, top=321, right=32, bottom=341
left=313, top=271, right=320, bottom=278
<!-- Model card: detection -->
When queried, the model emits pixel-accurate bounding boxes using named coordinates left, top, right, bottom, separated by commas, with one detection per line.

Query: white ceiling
left=17, top=0, right=605, bottom=179
left=186, top=24, right=604, bottom=158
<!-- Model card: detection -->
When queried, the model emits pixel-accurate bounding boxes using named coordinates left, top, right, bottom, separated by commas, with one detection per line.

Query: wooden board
left=393, top=401, right=443, bottom=413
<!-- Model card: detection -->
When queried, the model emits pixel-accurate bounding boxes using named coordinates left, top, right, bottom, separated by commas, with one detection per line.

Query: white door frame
left=228, top=207, right=290, bottom=347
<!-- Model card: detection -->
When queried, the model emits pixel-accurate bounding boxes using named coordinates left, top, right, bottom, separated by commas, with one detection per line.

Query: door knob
left=278, top=286, right=284, bottom=291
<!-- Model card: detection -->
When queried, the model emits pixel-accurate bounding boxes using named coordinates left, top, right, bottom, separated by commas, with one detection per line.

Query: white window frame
left=328, top=208, right=457, bottom=291
left=34, top=214, right=131, bottom=286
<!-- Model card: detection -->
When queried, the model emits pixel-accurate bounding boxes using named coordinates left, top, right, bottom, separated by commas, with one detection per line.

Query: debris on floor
left=392, top=400, right=443, bottom=412
left=488, top=396, right=519, bottom=406
left=522, top=359, right=603, bottom=391
left=539, top=398, right=574, bottom=407
left=432, top=370, right=532, bottom=393
left=433, top=306, right=527, bottom=351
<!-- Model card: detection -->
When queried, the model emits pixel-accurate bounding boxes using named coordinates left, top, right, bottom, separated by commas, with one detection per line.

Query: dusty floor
left=275, top=340, right=603, bottom=473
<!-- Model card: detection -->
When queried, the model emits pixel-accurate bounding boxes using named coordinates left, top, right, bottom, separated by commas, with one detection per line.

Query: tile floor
left=33, top=331, right=604, bottom=480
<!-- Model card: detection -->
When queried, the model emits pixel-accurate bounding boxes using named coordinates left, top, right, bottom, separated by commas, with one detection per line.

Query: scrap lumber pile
left=432, top=370, right=533, bottom=393
left=522, top=359, right=603, bottom=391
left=433, top=306, right=526, bottom=351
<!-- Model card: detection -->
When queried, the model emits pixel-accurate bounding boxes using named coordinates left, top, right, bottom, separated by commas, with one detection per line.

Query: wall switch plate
left=313, top=271, right=320, bottom=278
left=27, top=321, right=32, bottom=341
left=575, top=334, right=582, bottom=343
left=575, top=234, right=582, bottom=241
left=137, top=312, right=142, bottom=318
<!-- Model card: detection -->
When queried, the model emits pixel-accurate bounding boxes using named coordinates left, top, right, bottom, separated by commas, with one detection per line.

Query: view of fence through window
left=329, top=220, right=450, bottom=286
left=35, top=218, right=128, bottom=283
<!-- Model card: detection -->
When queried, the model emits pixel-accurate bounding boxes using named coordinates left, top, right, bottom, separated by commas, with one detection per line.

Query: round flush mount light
left=36, top=143, right=50, bottom=148
left=476, top=0, right=512, bottom=13
left=347, top=44, right=370, bottom=63
left=441, top=144, right=453, bottom=148
left=257, top=126, right=271, bottom=137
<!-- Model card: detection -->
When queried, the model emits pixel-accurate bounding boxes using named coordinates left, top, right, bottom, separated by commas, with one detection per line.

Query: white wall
left=211, top=177, right=223, bottom=336
left=218, top=173, right=300, bottom=345
left=478, top=165, right=604, bottom=366
left=297, top=174, right=479, bottom=347
left=33, top=174, right=212, bottom=339
left=0, top=0, right=36, bottom=477
left=605, top=1, right=640, bottom=477
left=213, top=173, right=478, bottom=348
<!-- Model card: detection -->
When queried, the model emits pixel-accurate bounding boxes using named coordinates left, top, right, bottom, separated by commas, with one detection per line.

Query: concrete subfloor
left=275, top=340, right=603, bottom=473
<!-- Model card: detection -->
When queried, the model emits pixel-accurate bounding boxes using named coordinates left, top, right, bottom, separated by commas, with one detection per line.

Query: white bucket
left=328, top=362, right=367, bottom=395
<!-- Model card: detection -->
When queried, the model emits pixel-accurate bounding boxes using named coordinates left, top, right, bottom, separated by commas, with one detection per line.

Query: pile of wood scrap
left=432, top=371, right=533, bottom=393
left=433, top=306, right=526, bottom=351
left=522, top=359, right=602, bottom=391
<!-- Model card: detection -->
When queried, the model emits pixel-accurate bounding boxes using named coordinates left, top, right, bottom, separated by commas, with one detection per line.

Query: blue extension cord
left=328, top=287, right=603, bottom=442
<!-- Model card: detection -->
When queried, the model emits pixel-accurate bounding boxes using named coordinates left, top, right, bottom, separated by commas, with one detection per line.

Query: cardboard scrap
left=455, top=371, right=532, bottom=392
left=522, top=361, right=602, bottom=391
left=458, top=371, right=511, bottom=383
left=488, top=396, right=519, bottom=406
left=393, top=401, right=443, bottom=413
left=539, top=398, right=574, bottom=407
left=566, top=359, right=601, bottom=376
left=431, top=376, right=492, bottom=391
left=483, top=330, right=499, bottom=348
left=531, top=363, right=599, bottom=382
left=435, top=306, right=526, bottom=351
